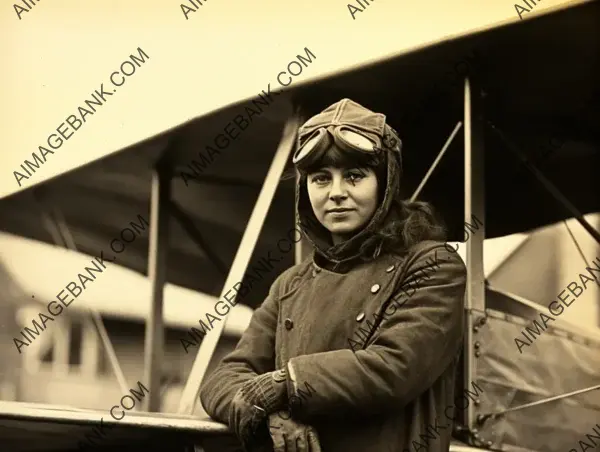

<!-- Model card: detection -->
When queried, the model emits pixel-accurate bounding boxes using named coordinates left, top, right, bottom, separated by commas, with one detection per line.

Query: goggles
left=293, top=125, right=399, bottom=165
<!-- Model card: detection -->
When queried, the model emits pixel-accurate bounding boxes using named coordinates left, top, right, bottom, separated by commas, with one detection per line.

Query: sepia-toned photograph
left=0, top=1, right=599, bottom=451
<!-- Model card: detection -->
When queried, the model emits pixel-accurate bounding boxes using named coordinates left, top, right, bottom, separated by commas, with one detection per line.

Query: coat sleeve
left=199, top=271, right=287, bottom=423
left=285, top=244, right=466, bottom=419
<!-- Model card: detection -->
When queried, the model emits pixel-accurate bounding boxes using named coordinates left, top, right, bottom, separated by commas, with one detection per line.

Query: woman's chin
left=327, top=223, right=362, bottom=236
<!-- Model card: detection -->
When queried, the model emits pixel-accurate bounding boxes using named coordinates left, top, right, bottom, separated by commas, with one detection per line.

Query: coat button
left=272, top=369, right=287, bottom=382
left=314, top=266, right=321, bottom=273
left=356, top=312, right=365, bottom=322
left=284, top=318, right=294, bottom=330
left=371, top=284, right=381, bottom=294
left=386, top=265, right=395, bottom=273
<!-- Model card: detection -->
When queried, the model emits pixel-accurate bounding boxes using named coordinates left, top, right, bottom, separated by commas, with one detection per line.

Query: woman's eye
left=347, top=171, right=365, bottom=183
left=311, top=174, right=329, bottom=184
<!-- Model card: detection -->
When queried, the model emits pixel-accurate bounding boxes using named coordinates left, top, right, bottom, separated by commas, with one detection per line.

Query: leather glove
left=228, top=387, right=269, bottom=450
left=228, top=369, right=289, bottom=449
left=267, top=411, right=322, bottom=452
left=239, top=369, right=289, bottom=415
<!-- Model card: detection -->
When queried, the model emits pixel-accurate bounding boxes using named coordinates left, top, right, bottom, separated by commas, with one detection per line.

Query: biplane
left=0, top=0, right=598, bottom=450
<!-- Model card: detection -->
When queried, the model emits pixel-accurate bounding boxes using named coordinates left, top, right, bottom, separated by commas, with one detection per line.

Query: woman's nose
left=329, top=178, right=348, bottom=201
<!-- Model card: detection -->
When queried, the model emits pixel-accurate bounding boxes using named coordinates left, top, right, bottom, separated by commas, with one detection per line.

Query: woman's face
left=307, top=165, right=379, bottom=244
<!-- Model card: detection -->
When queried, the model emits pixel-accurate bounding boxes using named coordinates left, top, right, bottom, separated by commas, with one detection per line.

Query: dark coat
left=200, top=240, right=466, bottom=452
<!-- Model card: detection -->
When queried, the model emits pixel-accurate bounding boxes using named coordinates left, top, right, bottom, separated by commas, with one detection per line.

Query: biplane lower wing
left=0, top=401, right=233, bottom=452
left=0, top=401, right=484, bottom=452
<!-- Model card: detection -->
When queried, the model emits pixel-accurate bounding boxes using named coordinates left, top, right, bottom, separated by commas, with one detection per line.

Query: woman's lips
left=327, top=208, right=355, bottom=215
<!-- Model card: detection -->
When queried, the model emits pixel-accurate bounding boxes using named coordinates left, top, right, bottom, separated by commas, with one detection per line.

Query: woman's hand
left=228, top=369, right=289, bottom=447
left=228, top=387, right=268, bottom=449
left=267, top=411, right=322, bottom=452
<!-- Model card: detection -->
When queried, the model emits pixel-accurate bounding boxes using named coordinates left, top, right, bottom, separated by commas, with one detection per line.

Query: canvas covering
left=472, top=289, right=600, bottom=452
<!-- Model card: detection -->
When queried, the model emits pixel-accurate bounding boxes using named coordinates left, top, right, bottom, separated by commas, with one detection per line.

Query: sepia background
left=0, top=0, right=599, bottom=451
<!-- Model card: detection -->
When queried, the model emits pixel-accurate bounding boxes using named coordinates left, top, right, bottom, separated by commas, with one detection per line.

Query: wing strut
left=177, top=111, right=301, bottom=414
left=476, top=383, right=600, bottom=425
left=410, top=120, right=463, bottom=202
left=143, top=158, right=172, bottom=412
left=562, top=220, right=600, bottom=287
left=463, top=76, right=486, bottom=433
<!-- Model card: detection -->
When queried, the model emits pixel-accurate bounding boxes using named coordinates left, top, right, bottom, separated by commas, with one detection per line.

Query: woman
left=200, top=98, right=467, bottom=452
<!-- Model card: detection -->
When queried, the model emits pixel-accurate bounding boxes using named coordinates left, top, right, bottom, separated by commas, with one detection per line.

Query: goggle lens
left=336, top=128, right=377, bottom=152
left=294, top=126, right=393, bottom=164
left=293, top=129, right=330, bottom=164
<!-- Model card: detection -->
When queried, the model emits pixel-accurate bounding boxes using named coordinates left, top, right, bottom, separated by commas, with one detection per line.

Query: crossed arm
left=199, top=245, right=466, bottom=423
